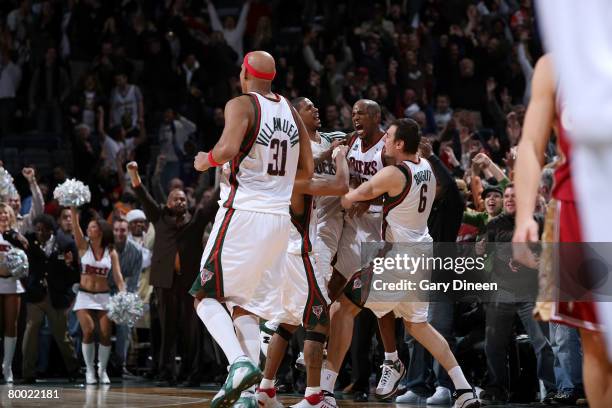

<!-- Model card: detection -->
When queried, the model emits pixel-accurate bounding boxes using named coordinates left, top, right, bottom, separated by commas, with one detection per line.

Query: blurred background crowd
left=0, top=0, right=583, bottom=405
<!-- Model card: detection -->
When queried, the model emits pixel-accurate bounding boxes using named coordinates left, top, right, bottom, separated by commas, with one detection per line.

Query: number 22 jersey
left=219, top=92, right=300, bottom=215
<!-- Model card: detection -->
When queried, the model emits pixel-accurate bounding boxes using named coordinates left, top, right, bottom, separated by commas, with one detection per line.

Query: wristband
left=208, top=151, right=222, bottom=167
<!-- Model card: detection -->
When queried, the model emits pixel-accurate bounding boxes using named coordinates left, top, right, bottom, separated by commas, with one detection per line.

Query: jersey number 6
left=417, top=184, right=428, bottom=213
left=268, top=138, right=288, bottom=176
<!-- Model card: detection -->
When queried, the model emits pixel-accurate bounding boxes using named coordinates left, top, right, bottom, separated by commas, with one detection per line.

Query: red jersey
left=552, top=104, right=576, bottom=202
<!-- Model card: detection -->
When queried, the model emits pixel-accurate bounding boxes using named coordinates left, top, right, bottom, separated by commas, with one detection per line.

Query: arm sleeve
left=235, top=1, right=251, bottom=36
left=133, top=184, right=162, bottom=223
left=18, top=183, right=45, bottom=234
left=207, top=1, right=224, bottom=32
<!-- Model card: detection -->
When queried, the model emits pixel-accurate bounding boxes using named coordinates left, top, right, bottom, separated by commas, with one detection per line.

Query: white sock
left=384, top=350, right=398, bottom=362
left=305, top=386, right=321, bottom=397
left=448, top=366, right=471, bottom=390
left=196, top=299, right=245, bottom=363
left=98, top=344, right=111, bottom=371
left=260, top=378, right=275, bottom=389
left=234, top=314, right=260, bottom=363
left=320, top=368, right=338, bottom=393
left=82, top=342, right=95, bottom=371
left=2, top=336, right=16, bottom=369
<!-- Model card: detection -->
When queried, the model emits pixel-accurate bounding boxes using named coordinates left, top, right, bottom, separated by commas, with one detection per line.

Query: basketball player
left=323, top=100, right=405, bottom=401
left=190, top=51, right=313, bottom=408
left=535, top=0, right=612, bottom=367
left=254, top=97, right=348, bottom=408
left=338, top=118, right=479, bottom=408
left=513, top=54, right=612, bottom=408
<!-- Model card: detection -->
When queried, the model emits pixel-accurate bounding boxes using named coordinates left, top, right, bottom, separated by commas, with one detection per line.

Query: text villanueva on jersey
left=358, top=242, right=612, bottom=304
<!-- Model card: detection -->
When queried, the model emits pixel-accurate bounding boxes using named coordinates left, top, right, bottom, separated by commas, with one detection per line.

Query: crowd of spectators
left=0, top=0, right=585, bottom=405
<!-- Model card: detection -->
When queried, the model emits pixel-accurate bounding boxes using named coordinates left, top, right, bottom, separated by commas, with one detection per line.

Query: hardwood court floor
left=0, top=381, right=581, bottom=407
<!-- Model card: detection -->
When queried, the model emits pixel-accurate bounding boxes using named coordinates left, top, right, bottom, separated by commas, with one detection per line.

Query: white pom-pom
left=107, top=292, right=145, bottom=327
left=4, top=248, right=28, bottom=278
left=0, top=168, right=15, bottom=196
left=53, top=179, right=91, bottom=207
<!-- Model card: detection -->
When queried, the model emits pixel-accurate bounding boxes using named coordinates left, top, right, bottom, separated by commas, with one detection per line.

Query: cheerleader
left=70, top=207, right=125, bottom=384
left=0, top=203, right=27, bottom=383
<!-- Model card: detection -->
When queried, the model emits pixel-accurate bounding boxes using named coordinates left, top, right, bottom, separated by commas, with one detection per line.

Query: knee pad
left=304, top=330, right=326, bottom=344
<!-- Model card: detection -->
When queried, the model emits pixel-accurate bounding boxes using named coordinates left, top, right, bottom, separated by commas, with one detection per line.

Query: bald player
left=190, top=51, right=313, bottom=408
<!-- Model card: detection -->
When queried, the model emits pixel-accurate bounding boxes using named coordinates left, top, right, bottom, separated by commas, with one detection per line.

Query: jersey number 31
left=268, top=138, right=288, bottom=176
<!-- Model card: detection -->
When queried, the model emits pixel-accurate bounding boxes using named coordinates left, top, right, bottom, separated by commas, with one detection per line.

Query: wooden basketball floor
left=0, top=381, right=411, bottom=408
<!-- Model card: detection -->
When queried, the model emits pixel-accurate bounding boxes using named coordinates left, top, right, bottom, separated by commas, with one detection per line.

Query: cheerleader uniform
left=0, top=232, right=25, bottom=294
left=73, top=245, right=111, bottom=311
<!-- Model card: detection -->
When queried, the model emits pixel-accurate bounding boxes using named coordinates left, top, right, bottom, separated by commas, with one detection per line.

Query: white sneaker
left=427, top=386, right=452, bottom=405
left=85, top=369, right=97, bottom=385
left=295, top=352, right=306, bottom=372
left=323, top=391, right=337, bottom=407
left=396, top=390, right=424, bottom=404
left=453, top=389, right=480, bottom=408
left=2, top=364, right=13, bottom=383
left=234, top=390, right=259, bottom=408
left=375, top=359, right=406, bottom=400
left=290, top=392, right=336, bottom=408
left=256, top=387, right=284, bottom=408
left=98, top=368, right=111, bottom=384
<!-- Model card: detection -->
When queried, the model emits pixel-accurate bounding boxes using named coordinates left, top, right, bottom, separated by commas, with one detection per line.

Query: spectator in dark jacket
left=22, top=214, right=80, bottom=383
left=127, top=161, right=219, bottom=386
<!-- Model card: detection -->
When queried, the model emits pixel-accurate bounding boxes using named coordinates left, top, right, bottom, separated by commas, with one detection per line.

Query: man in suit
left=21, top=214, right=80, bottom=383
left=127, top=161, right=218, bottom=386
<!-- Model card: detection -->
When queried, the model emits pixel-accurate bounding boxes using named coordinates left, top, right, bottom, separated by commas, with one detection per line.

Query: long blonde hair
left=0, top=203, right=17, bottom=230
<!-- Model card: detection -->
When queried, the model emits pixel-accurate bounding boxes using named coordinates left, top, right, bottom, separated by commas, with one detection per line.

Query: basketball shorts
left=314, top=211, right=344, bottom=284
left=343, top=241, right=431, bottom=323
left=189, top=207, right=290, bottom=314
left=263, top=252, right=330, bottom=329
left=335, top=212, right=382, bottom=280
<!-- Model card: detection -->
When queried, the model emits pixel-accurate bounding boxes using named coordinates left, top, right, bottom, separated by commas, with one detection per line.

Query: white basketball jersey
left=383, top=158, right=436, bottom=242
left=81, top=245, right=112, bottom=278
left=311, top=131, right=346, bottom=219
left=219, top=92, right=300, bottom=215
left=347, top=133, right=386, bottom=213
left=287, top=195, right=318, bottom=255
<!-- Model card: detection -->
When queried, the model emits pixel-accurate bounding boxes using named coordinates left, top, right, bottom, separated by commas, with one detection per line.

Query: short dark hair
left=33, top=214, right=56, bottom=232
left=505, top=183, right=515, bottom=192
left=390, top=118, right=421, bottom=154
left=291, top=97, right=308, bottom=110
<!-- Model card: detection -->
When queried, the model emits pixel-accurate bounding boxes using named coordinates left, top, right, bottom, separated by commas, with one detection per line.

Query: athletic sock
left=82, top=342, right=95, bottom=372
left=98, top=344, right=111, bottom=371
left=196, top=299, right=245, bottom=363
left=234, top=314, right=260, bottom=363
left=448, top=365, right=471, bottom=390
left=260, top=378, right=275, bottom=389
left=305, top=386, right=321, bottom=397
left=384, top=350, right=399, bottom=362
left=2, top=337, right=16, bottom=370
left=320, top=368, right=338, bottom=393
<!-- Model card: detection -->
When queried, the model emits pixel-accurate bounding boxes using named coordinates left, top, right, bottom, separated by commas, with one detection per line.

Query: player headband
left=243, top=52, right=276, bottom=80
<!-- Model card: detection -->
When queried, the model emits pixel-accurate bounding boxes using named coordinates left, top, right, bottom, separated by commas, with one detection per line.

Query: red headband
left=243, top=53, right=276, bottom=80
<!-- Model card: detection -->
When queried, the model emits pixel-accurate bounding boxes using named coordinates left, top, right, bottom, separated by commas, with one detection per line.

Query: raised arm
left=235, top=0, right=251, bottom=36
left=18, top=168, right=44, bottom=234
left=206, top=0, right=224, bottom=32
left=513, top=55, right=555, bottom=243
left=127, top=161, right=162, bottom=223
left=110, top=249, right=126, bottom=292
left=70, top=207, right=88, bottom=253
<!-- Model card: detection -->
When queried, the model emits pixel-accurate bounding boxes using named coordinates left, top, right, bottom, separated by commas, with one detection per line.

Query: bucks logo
left=353, top=277, right=362, bottom=289
left=201, top=268, right=214, bottom=284
left=312, top=305, right=324, bottom=319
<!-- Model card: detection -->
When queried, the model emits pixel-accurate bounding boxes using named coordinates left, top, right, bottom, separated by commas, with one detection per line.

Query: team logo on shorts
left=312, top=305, right=324, bottom=319
left=353, top=278, right=362, bottom=289
left=201, top=268, right=214, bottom=284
